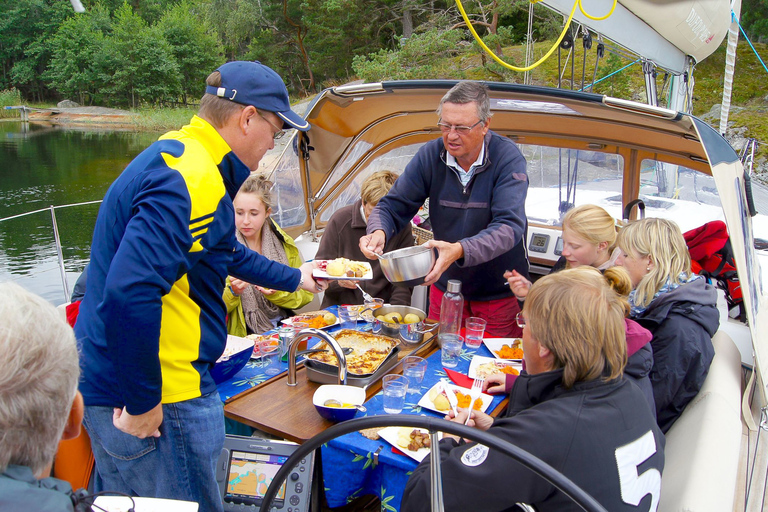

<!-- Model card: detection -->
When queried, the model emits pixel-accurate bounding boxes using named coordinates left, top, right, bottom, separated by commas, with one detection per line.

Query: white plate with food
left=468, top=355, right=522, bottom=379
left=282, top=310, right=339, bottom=330
left=246, top=333, right=281, bottom=359
left=378, top=426, right=442, bottom=463
left=313, top=258, right=373, bottom=280
left=417, top=381, right=492, bottom=415
left=482, top=338, right=524, bottom=360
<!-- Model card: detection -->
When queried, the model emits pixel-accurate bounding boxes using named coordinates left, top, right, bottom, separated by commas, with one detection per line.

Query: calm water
left=0, top=121, right=161, bottom=304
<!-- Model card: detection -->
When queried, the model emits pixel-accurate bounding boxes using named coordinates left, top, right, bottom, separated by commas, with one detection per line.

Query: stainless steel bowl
left=370, top=305, right=438, bottom=346
left=377, top=245, right=437, bottom=287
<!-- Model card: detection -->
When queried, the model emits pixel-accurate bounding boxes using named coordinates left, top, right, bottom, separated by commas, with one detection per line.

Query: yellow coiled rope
left=455, top=0, right=617, bottom=72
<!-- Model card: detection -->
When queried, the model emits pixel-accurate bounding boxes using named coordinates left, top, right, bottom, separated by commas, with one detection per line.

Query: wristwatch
left=296, top=273, right=305, bottom=292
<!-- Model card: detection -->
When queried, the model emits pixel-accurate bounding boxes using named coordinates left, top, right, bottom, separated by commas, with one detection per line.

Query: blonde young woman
left=224, top=175, right=313, bottom=336
left=616, top=217, right=719, bottom=433
left=505, top=204, right=621, bottom=300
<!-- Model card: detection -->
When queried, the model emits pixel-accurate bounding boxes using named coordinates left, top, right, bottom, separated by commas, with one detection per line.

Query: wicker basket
left=413, top=225, right=434, bottom=246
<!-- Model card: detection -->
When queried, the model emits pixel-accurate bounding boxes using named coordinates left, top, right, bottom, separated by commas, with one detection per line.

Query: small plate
left=246, top=334, right=280, bottom=359
left=378, top=427, right=442, bottom=463
left=282, top=311, right=340, bottom=330
left=313, top=260, right=373, bottom=281
left=417, top=382, right=492, bottom=415
left=468, top=355, right=522, bottom=379
left=482, top=338, right=524, bottom=360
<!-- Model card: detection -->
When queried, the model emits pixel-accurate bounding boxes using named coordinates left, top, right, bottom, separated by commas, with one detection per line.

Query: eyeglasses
left=515, top=312, right=526, bottom=329
left=258, top=111, right=285, bottom=140
left=437, top=120, right=483, bottom=135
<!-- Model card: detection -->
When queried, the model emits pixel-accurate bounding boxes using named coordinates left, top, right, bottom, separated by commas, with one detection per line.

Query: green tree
left=741, top=0, right=768, bottom=43
left=46, top=5, right=112, bottom=105
left=103, top=3, right=181, bottom=107
left=0, top=0, right=73, bottom=101
left=157, top=0, right=224, bottom=104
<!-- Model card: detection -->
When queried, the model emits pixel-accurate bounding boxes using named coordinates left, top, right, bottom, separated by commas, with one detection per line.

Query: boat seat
left=658, top=330, right=743, bottom=512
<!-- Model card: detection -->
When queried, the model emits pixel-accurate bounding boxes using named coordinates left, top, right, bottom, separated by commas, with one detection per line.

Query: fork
left=356, top=283, right=374, bottom=303
left=464, top=378, right=484, bottom=425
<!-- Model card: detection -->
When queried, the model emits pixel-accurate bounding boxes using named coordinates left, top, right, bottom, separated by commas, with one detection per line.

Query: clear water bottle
left=438, top=280, right=464, bottom=337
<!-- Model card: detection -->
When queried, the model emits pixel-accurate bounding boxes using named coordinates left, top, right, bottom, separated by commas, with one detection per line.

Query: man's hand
left=299, top=261, right=328, bottom=293
left=113, top=403, right=163, bottom=439
left=422, top=240, right=463, bottom=286
left=229, top=277, right=249, bottom=296
left=359, top=230, right=386, bottom=259
left=504, top=269, right=532, bottom=300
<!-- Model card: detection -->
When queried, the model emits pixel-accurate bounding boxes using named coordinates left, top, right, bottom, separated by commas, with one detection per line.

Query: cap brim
left=276, top=110, right=310, bottom=132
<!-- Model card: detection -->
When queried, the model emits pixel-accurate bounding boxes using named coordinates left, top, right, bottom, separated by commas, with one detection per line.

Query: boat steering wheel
left=258, top=415, right=608, bottom=512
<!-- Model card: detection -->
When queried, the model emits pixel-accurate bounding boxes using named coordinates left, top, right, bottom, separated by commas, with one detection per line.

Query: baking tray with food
left=304, top=329, right=399, bottom=375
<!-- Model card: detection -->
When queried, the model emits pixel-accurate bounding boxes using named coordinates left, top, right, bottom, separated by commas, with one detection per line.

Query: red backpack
left=683, top=220, right=744, bottom=321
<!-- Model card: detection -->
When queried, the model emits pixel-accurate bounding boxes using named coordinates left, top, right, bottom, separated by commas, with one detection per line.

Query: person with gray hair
left=0, top=282, right=86, bottom=511
left=360, top=81, right=530, bottom=337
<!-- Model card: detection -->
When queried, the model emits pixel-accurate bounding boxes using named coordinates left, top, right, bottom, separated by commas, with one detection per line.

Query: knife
left=439, top=379, right=459, bottom=417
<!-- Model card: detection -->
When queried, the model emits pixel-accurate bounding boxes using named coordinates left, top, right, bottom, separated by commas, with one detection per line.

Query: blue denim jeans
left=83, top=392, right=225, bottom=512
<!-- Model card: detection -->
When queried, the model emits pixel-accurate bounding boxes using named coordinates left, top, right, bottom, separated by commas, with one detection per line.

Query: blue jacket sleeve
left=100, top=171, right=196, bottom=415
left=228, top=241, right=301, bottom=292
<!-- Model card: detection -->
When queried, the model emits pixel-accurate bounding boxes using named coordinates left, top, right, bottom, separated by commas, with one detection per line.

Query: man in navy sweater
left=360, top=81, right=529, bottom=336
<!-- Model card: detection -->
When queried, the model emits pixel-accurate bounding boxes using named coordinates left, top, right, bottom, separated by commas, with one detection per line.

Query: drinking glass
left=440, top=334, right=464, bottom=368
left=291, top=321, right=310, bottom=352
left=382, top=374, right=408, bottom=414
left=338, top=305, right=359, bottom=330
left=402, top=356, right=427, bottom=394
left=260, top=340, right=280, bottom=375
left=464, top=317, right=487, bottom=349
left=362, top=298, right=384, bottom=321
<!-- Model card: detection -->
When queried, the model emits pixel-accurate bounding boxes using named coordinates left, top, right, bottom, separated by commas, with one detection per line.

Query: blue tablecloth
left=320, top=343, right=504, bottom=511
left=217, top=310, right=505, bottom=512
left=217, top=305, right=356, bottom=402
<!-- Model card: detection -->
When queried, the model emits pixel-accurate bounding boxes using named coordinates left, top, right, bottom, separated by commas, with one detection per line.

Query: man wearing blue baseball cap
left=75, top=61, right=320, bottom=511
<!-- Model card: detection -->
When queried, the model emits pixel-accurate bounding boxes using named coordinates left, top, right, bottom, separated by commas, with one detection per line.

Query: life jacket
left=683, top=220, right=745, bottom=322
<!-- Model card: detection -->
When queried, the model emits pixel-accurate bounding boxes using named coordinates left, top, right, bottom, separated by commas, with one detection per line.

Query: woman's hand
left=504, top=269, right=532, bottom=300
left=441, top=407, right=494, bottom=441
left=338, top=279, right=358, bottom=290
left=229, top=277, right=249, bottom=296
left=484, top=373, right=507, bottom=395
left=256, top=286, right=276, bottom=295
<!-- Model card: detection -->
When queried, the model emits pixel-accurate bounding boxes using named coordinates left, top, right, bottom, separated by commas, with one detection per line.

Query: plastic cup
left=382, top=374, right=408, bottom=414
left=260, top=340, right=280, bottom=375
left=440, top=334, right=464, bottom=368
left=277, top=326, right=294, bottom=358
left=465, top=317, right=487, bottom=349
left=362, top=298, right=384, bottom=321
left=402, top=355, right=427, bottom=394
left=291, top=321, right=310, bottom=351
left=338, top=305, right=359, bottom=329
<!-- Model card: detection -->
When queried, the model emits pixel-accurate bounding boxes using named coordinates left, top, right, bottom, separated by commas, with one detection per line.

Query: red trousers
left=428, top=285, right=522, bottom=338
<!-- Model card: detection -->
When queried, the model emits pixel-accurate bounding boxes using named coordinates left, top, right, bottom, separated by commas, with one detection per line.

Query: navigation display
left=226, top=451, right=288, bottom=502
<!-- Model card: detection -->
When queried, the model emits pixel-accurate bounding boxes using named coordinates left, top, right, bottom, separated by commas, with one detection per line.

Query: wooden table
left=223, top=332, right=438, bottom=444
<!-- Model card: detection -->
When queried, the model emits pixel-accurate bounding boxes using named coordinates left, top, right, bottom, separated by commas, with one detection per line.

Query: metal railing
left=0, top=200, right=101, bottom=303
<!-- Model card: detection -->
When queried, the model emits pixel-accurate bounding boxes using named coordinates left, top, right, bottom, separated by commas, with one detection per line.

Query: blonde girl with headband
left=506, top=204, right=621, bottom=301
left=224, top=175, right=313, bottom=336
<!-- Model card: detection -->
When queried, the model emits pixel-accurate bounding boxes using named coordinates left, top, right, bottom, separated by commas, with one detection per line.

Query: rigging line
left=734, top=10, right=768, bottom=75
left=455, top=0, right=578, bottom=72
left=578, top=58, right=641, bottom=92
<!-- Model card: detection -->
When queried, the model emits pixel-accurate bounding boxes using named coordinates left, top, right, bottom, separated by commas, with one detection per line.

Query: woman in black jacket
left=616, top=217, right=719, bottom=433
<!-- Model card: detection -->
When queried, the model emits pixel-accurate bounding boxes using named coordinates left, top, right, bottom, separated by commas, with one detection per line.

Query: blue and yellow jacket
left=75, top=116, right=300, bottom=415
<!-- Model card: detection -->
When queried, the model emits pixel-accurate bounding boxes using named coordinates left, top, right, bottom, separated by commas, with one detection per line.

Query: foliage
left=741, top=0, right=768, bottom=43
left=133, top=105, right=199, bottom=130
left=156, top=1, right=224, bottom=103
left=0, top=88, right=23, bottom=118
left=352, top=28, right=466, bottom=81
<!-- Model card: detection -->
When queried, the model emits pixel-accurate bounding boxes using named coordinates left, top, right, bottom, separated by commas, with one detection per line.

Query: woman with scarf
left=224, top=175, right=313, bottom=336
left=616, top=217, right=719, bottom=433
